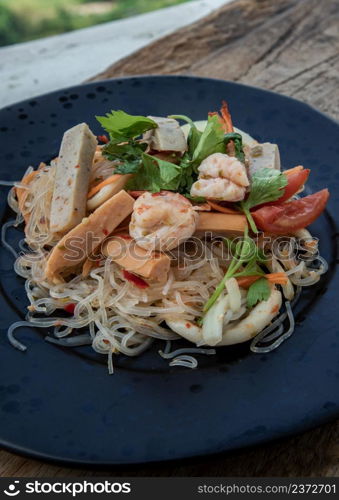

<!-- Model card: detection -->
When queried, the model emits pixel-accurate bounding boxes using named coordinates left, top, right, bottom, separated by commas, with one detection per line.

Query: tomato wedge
left=279, top=167, right=310, bottom=203
left=262, top=167, right=310, bottom=206
left=252, top=189, right=329, bottom=234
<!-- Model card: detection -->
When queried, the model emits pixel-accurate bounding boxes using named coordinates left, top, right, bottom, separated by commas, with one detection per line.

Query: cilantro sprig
left=203, top=229, right=270, bottom=319
left=247, top=278, right=270, bottom=308
left=170, top=114, right=226, bottom=195
left=239, top=168, right=288, bottom=233
left=96, top=110, right=158, bottom=175
left=224, top=132, right=245, bottom=163
left=96, top=110, right=157, bottom=141
left=126, top=153, right=182, bottom=192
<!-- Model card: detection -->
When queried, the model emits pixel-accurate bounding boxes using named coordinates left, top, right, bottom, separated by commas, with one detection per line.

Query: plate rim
left=0, top=74, right=338, bottom=467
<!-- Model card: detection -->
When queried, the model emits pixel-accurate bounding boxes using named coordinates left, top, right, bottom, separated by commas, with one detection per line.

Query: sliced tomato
left=262, top=167, right=310, bottom=206
left=280, top=167, right=310, bottom=202
left=252, top=189, right=329, bottom=234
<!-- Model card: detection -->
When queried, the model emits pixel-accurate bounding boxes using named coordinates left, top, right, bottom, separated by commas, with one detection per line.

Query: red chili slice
left=122, top=270, right=149, bottom=289
left=64, top=303, right=76, bottom=314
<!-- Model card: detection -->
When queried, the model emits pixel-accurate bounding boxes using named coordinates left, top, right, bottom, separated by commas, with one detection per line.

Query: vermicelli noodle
left=0, top=108, right=330, bottom=372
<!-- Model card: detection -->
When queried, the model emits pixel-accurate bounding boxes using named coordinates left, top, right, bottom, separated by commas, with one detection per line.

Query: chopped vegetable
left=96, top=110, right=157, bottom=141
left=247, top=278, right=271, bottom=308
left=239, top=168, right=288, bottom=232
left=122, top=270, right=149, bottom=289
left=64, top=303, right=76, bottom=314
left=190, top=114, right=225, bottom=169
left=126, top=153, right=182, bottom=192
left=275, top=167, right=309, bottom=204
left=224, top=132, right=245, bottom=163
left=103, top=141, right=147, bottom=174
left=236, top=273, right=288, bottom=289
left=97, top=135, right=109, bottom=144
left=185, top=194, right=206, bottom=203
left=87, top=174, right=125, bottom=199
left=252, top=189, right=329, bottom=233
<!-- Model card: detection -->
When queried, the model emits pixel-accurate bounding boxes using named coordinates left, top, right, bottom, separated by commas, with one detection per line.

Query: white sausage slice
left=144, top=116, right=187, bottom=152
left=50, top=123, right=97, bottom=234
left=248, top=143, right=281, bottom=178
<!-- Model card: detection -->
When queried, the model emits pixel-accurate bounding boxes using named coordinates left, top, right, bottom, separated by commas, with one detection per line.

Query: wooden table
left=1, top=0, right=339, bottom=477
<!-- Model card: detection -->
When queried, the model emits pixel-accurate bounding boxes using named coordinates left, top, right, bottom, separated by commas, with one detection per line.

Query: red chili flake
left=185, top=322, right=191, bottom=329
left=151, top=192, right=163, bottom=197
left=123, top=270, right=149, bottom=289
left=74, top=164, right=80, bottom=169
left=64, top=303, right=76, bottom=314
left=97, top=135, right=109, bottom=144
left=102, top=228, right=109, bottom=236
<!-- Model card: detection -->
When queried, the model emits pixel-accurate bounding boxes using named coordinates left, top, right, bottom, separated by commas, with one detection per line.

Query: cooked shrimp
left=129, top=191, right=198, bottom=251
left=190, top=152, right=249, bottom=202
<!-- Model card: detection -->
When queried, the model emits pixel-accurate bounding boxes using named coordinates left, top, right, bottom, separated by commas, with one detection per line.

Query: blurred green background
left=0, top=0, right=190, bottom=47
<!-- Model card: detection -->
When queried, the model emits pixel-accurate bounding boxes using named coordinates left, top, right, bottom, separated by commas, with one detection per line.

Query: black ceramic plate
left=0, top=76, right=338, bottom=466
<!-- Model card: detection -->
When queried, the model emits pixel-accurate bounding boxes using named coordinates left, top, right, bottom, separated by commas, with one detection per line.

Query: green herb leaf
left=126, top=153, right=182, bottom=192
left=96, top=110, right=157, bottom=140
left=184, top=194, right=206, bottom=203
left=103, top=141, right=147, bottom=174
left=169, top=115, right=203, bottom=158
left=114, top=159, right=141, bottom=174
left=246, top=277, right=270, bottom=308
left=243, top=168, right=288, bottom=209
left=203, top=228, right=270, bottom=316
left=239, top=168, right=288, bottom=233
left=190, top=115, right=225, bottom=169
left=203, top=227, right=249, bottom=313
left=224, top=132, right=245, bottom=163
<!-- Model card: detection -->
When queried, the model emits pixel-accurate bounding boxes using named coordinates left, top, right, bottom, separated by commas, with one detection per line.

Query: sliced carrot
left=87, top=174, right=123, bottom=199
left=207, top=200, right=239, bottom=214
left=236, top=273, right=288, bottom=289
left=283, top=165, right=304, bottom=176
left=220, top=100, right=234, bottom=133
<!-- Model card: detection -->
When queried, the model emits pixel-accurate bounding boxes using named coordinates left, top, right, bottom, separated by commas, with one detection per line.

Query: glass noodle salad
left=1, top=102, right=329, bottom=373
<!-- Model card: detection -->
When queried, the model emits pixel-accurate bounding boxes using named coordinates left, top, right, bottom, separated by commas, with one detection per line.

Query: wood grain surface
left=2, top=0, right=339, bottom=477
left=93, top=0, right=339, bottom=121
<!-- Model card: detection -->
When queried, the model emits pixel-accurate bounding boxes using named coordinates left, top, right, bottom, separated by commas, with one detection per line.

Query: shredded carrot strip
left=236, top=273, right=288, bottom=289
left=283, top=165, right=304, bottom=176
left=218, top=100, right=235, bottom=156
left=87, top=174, right=123, bottom=199
left=207, top=200, right=239, bottom=214
left=220, top=100, right=234, bottom=133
